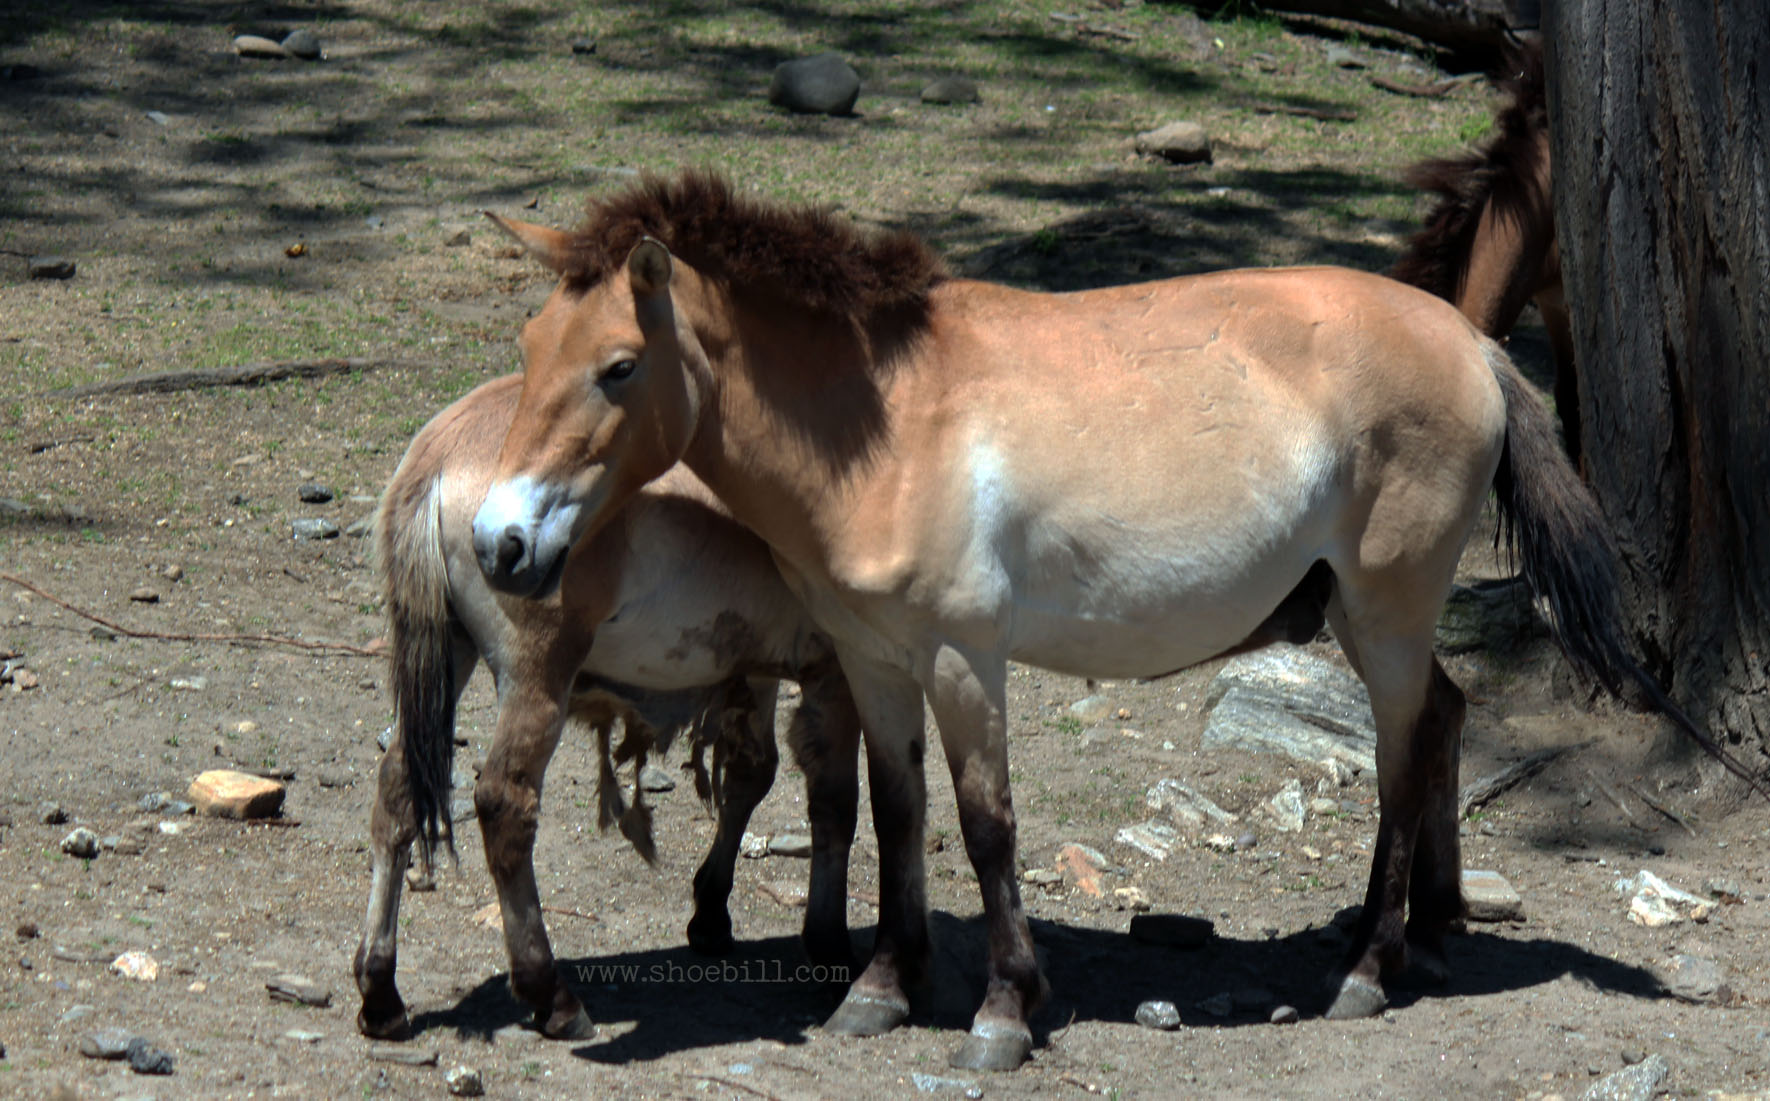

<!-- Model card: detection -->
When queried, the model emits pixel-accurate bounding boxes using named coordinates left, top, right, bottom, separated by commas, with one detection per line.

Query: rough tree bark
left=1543, top=3, right=1770, bottom=777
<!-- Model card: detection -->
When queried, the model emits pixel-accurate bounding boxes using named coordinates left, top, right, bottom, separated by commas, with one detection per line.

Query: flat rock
left=1202, top=644, right=1376, bottom=772
left=1067, top=694, right=1114, bottom=725
left=40, top=802, right=68, bottom=824
left=28, top=256, right=76, bottom=280
left=1657, top=953, right=1731, bottom=1005
left=284, top=1029, right=324, bottom=1043
left=297, top=482, right=334, bottom=503
left=1463, top=869, right=1524, bottom=921
left=1128, top=913, right=1212, bottom=948
left=291, top=517, right=340, bottom=540
left=1056, top=842, right=1107, bottom=896
left=110, top=950, right=158, bottom=981
left=79, top=1027, right=136, bottom=1059
left=233, top=34, right=289, bottom=59
left=767, top=832, right=812, bottom=857
left=267, top=972, right=332, bottom=1007
left=637, top=763, right=676, bottom=792
left=1135, top=120, right=1212, bottom=164
left=757, top=880, right=808, bottom=908
left=128, top=588, right=159, bottom=603
left=1134, top=999, right=1180, bottom=1030
left=921, top=75, right=980, bottom=104
left=1266, top=778, right=1306, bottom=832
left=768, top=52, right=860, bottom=115
left=1145, top=778, right=1236, bottom=830
left=61, top=827, right=100, bottom=859
left=1115, top=820, right=1179, bottom=861
left=126, top=1037, right=175, bottom=1075
left=368, top=1044, right=439, bottom=1066
left=281, top=29, right=322, bottom=60
left=1582, top=1053, right=1668, bottom=1101
left=910, top=1071, right=979, bottom=1094
left=188, top=769, right=286, bottom=819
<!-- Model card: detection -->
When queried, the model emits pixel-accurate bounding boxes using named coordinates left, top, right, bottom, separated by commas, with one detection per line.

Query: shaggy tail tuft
left=1486, top=344, right=1765, bottom=796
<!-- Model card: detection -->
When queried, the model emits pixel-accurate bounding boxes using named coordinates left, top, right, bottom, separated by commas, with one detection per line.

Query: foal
left=354, top=374, right=860, bottom=1040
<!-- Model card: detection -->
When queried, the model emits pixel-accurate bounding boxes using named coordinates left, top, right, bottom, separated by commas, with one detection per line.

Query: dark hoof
left=949, top=1021, right=1034, bottom=1071
left=540, top=1003, right=595, bottom=1041
left=357, top=1003, right=412, bottom=1041
left=825, top=989, right=909, bottom=1037
left=1324, top=974, right=1388, bottom=1020
left=686, top=915, right=735, bottom=957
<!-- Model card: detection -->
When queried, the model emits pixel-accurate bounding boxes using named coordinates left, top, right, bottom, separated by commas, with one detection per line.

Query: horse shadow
left=411, top=907, right=1669, bottom=1063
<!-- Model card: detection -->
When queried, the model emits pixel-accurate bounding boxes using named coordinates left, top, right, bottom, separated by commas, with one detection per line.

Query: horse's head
left=473, top=215, right=709, bottom=598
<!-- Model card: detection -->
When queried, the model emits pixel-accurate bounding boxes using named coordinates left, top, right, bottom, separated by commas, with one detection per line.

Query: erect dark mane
left=560, top=169, right=947, bottom=318
left=1390, top=41, right=1548, bottom=301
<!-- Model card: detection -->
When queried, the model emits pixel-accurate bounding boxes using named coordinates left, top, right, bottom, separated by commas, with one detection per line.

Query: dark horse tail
left=377, top=477, right=462, bottom=865
left=1486, top=345, right=1764, bottom=794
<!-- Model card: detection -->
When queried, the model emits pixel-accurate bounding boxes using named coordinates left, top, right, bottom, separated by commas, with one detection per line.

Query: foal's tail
left=1486, top=345, right=1764, bottom=793
left=376, top=475, right=462, bottom=865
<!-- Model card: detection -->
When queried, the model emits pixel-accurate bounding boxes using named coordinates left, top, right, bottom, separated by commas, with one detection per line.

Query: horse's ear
left=483, top=212, right=573, bottom=273
left=628, top=238, right=673, bottom=299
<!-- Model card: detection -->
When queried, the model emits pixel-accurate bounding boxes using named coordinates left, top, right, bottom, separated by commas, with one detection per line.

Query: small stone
left=406, top=866, right=436, bottom=892
left=1267, top=778, right=1306, bottom=832
left=187, top=769, right=286, bottom=819
left=61, top=827, right=100, bottom=859
left=163, top=564, right=185, bottom=582
left=1135, top=120, right=1212, bottom=164
left=446, top=1065, right=486, bottom=1096
left=1705, top=877, right=1743, bottom=904
left=920, top=76, right=980, bottom=104
left=768, top=52, right=861, bottom=116
left=1134, top=999, right=1181, bottom=1030
left=284, top=1029, right=324, bottom=1044
left=1145, top=778, right=1236, bottom=830
left=637, top=764, right=676, bottom=793
left=1113, top=886, right=1152, bottom=911
left=367, top=1044, right=439, bottom=1066
left=1309, top=797, right=1339, bottom=815
left=1203, top=833, right=1238, bottom=853
left=232, top=34, right=289, bottom=59
left=757, top=880, right=808, bottom=908
left=292, top=517, right=340, bottom=540
left=1657, top=953, right=1731, bottom=1005
left=1067, top=694, right=1114, bottom=725
left=90, top=626, right=118, bottom=640
left=111, top=835, right=146, bottom=855
left=1128, top=913, right=1213, bottom=948
left=266, top=972, right=332, bottom=1007
left=1325, top=44, right=1366, bottom=69
left=1234, top=831, right=1258, bottom=851
left=1270, top=1004, right=1301, bottom=1024
left=235, top=720, right=259, bottom=735
left=281, top=29, right=322, bottom=60
left=79, top=1027, right=135, bottom=1060
left=110, top=950, right=159, bottom=981
left=445, top=229, right=473, bottom=247
left=570, top=37, right=597, bottom=55
left=1463, top=869, right=1525, bottom=922
left=767, top=833, right=812, bottom=857
left=58, top=1003, right=93, bottom=1024
left=28, top=256, right=76, bottom=280
left=1022, top=868, right=1061, bottom=887
left=129, top=588, right=159, bottom=604
left=1056, top=842, right=1106, bottom=897
left=1116, top=820, right=1179, bottom=861
left=40, top=802, right=68, bottom=825
left=345, top=517, right=372, bottom=539
left=297, top=482, right=334, bottom=504
left=910, top=1071, right=979, bottom=1094
left=15, top=922, right=39, bottom=940
left=169, top=676, right=206, bottom=691
left=1196, top=992, right=1233, bottom=1017
left=471, top=903, right=503, bottom=931
left=376, top=726, right=394, bottom=752
left=1582, top=1053, right=1667, bottom=1101
left=125, top=1037, right=175, bottom=1075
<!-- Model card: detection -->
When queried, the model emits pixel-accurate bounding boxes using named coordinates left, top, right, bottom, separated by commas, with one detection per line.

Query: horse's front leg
left=927, top=644, right=1045, bottom=1071
left=477, top=683, right=592, bottom=1039
left=687, top=678, right=779, bottom=956
left=354, top=736, right=419, bottom=1039
left=790, top=656, right=862, bottom=974
left=825, top=655, right=930, bottom=1038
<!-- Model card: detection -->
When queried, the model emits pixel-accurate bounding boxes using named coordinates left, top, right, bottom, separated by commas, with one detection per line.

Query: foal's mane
left=1390, top=41, right=1548, bottom=301
left=561, top=170, right=947, bottom=320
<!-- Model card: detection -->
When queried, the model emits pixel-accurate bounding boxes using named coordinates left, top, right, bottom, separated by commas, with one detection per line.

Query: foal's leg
left=477, top=680, right=592, bottom=1039
left=687, top=679, right=779, bottom=956
left=825, top=655, right=930, bottom=1038
left=790, top=657, right=863, bottom=973
left=1404, top=659, right=1467, bottom=981
left=926, top=645, right=1045, bottom=1071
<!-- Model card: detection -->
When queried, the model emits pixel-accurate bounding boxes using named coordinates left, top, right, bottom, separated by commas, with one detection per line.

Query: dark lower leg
left=795, top=663, right=861, bottom=973
left=1406, top=663, right=1467, bottom=975
left=688, top=693, right=778, bottom=956
left=356, top=740, right=417, bottom=1038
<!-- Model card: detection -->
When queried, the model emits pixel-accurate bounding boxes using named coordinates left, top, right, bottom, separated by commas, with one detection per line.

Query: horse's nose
left=494, top=525, right=529, bottom=577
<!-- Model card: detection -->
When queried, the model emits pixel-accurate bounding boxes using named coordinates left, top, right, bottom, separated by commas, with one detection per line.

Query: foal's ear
left=627, top=238, right=673, bottom=299
left=483, top=212, right=573, bottom=273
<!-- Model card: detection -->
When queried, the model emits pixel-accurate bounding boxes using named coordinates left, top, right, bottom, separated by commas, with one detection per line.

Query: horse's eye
left=603, top=358, right=638, bottom=383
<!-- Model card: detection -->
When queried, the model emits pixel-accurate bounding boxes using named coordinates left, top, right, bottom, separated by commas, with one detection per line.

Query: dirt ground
left=3, top=3, right=1769, bottom=1099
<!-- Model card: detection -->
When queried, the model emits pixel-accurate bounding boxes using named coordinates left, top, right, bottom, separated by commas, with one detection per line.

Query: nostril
left=495, top=525, right=528, bottom=575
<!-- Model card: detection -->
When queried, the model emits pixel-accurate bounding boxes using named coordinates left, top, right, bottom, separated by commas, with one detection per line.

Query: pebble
left=1657, top=953, right=1730, bottom=1005
left=1135, top=120, right=1212, bottom=164
left=1270, top=1004, right=1300, bottom=1024
left=1203, top=833, right=1237, bottom=853
left=1134, top=999, right=1181, bottom=1030
left=110, top=950, right=159, bottom=981
left=169, top=676, right=205, bottom=691
left=188, top=769, right=286, bottom=819
left=1056, top=842, right=1107, bottom=896
left=129, top=588, right=159, bottom=603
left=445, top=1064, right=486, bottom=1096
left=163, top=564, right=185, bottom=582
left=1267, top=779, right=1306, bottom=832
left=61, top=827, right=100, bottom=859
left=739, top=832, right=769, bottom=859
left=910, top=1071, right=981, bottom=1096
left=281, top=29, right=322, bottom=60
left=28, top=256, right=76, bottom=280
left=16, top=922, right=39, bottom=940
left=1022, top=868, right=1061, bottom=887
left=637, top=763, right=676, bottom=793
left=233, top=34, right=289, bottom=59
left=58, top=1003, right=93, bottom=1024
left=266, top=972, right=332, bottom=1007
left=367, top=1044, right=439, bottom=1066
left=1705, top=877, right=1743, bottom=904
left=1325, top=44, right=1366, bottom=69
left=1115, top=820, right=1179, bottom=861
left=1128, top=913, right=1213, bottom=948
left=920, top=76, right=980, bottom=104
left=40, top=802, right=68, bottom=825
left=1067, top=694, right=1114, bottom=725
left=570, top=37, right=597, bottom=55
left=445, top=229, right=473, bottom=247
left=292, top=517, right=341, bottom=540
left=297, top=482, right=335, bottom=504
left=126, top=1037, right=175, bottom=1075
left=768, top=52, right=861, bottom=115
left=79, top=1027, right=135, bottom=1059
left=768, top=833, right=812, bottom=857
left=345, top=517, right=373, bottom=539
left=1234, top=831, right=1258, bottom=852
left=757, top=880, right=808, bottom=908
left=1113, top=886, right=1151, bottom=911
left=1583, top=1053, right=1667, bottom=1101
left=1463, top=869, right=1525, bottom=921
left=284, top=1029, right=324, bottom=1044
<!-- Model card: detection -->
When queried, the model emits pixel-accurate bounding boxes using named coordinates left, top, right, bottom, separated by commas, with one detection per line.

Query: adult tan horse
left=472, top=172, right=1752, bottom=1069
left=356, top=374, right=861, bottom=1041
left=1390, top=43, right=1576, bottom=462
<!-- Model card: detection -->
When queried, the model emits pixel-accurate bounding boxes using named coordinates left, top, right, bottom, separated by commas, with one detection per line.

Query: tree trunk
left=1543, top=4, right=1770, bottom=776
left=1247, top=0, right=1530, bottom=52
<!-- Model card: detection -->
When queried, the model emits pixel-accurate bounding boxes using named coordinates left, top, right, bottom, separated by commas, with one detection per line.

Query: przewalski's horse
left=355, top=374, right=862, bottom=1041
left=471, top=172, right=1754, bottom=1070
left=1390, top=43, right=1576, bottom=462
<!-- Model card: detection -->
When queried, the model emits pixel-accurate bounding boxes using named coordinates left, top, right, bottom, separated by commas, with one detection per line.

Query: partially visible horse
left=470, top=172, right=1753, bottom=1069
left=1390, top=43, right=1576, bottom=462
left=354, top=374, right=861, bottom=1041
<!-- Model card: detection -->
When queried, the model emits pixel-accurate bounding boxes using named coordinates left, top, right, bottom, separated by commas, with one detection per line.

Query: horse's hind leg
left=789, top=656, right=862, bottom=974
left=1405, top=659, right=1466, bottom=982
left=687, top=678, right=779, bottom=956
left=477, top=683, right=592, bottom=1039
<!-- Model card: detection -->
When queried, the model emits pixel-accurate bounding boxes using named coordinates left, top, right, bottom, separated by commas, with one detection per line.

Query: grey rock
left=58, top=1003, right=93, bottom=1024
left=1128, top=913, right=1213, bottom=948
left=911, top=1071, right=980, bottom=1095
left=368, top=1044, right=439, bottom=1065
left=1325, top=44, right=1366, bottom=69
left=921, top=76, right=980, bottom=104
left=1202, top=644, right=1376, bottom=772
left=1270, top=1004, right=1301, bottom=1024
left=40, top=802, right=68, bottom=825
left=233, top=34, right=289, bottom=59
left=284, top=1029, right=324, bottom=1043
left=1582, top=1053, right=1668, bottom=1101
left=768, top=833, right=813, bottom=858
left=1462, top=869, right=1524, bottom=922
left=1145, top=778, right=1236, bottom=829
left=99, top=834, right=122, bottom=851
left=1435, top=578, right=1544, bottom=655
left=28, top=256, right=76, bottom=280
left=377, top=726, right=394, bottom=752
left=1234, top=830, right=1258, bottom=851
left=316, top=769, right=355, bottom=789
left=570, top=38, right=597, bottom=55
left=638, top=764, right=676, bottom=793
left=445, top=1064, right=486, bottom=1096
left=1705, top=877, right=1743, bottom=903
left=1135, top=120, right=1212, bottom=164
left=769, top=52, right=861, bottom=116
left=445, top=229, right=473, bottom=247
left=79, top=1027, right=135, bottom=1059
left=450, top=796, right=476, bottom=824
left=1657, top=953, right=1730, bottom=1004
left=281, top=29, right=322, bottom=60
left=1267, top=778, right=1307, bottom=832
left=144, top=110, right=170, bottom=128
left=297, top=482, right=334, bottom=504
left=291, top=517, right=340, bottom=540
left=17, top=922, right=40, bottom=940
left=1134, top=999, right=1181, bottom=1030
left=1068, top=694, right=1115, bottom=725
left=125, top=1037, right=174, bottom=1074
left=1115, top=820, right=1179, bottom=861
left=266, top=972, right=332, bottom=1007
left=345, top=517, right=372, bottom=538
left=61, top=827, right=100, bottom=859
